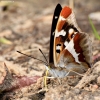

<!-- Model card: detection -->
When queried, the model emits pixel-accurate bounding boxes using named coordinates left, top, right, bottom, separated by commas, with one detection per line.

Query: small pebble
left=74, top=88, right=81, bottom=94
left=90, top=84, right=98, bottom=92
left=92, top=84, right=98, bottom=90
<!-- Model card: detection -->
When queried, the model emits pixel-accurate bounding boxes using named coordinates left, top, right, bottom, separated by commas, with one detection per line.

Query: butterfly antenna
left=39, top=48, right=49, bottom=64
left=17, top=51, right=48, bottom=66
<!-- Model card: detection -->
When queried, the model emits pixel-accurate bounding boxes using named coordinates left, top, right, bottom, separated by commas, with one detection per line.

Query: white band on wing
left=55, top=30, right=66, bottom=37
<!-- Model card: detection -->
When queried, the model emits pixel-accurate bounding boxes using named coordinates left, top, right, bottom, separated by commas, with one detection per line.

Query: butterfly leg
left=43, top=69, right=49, bottom=91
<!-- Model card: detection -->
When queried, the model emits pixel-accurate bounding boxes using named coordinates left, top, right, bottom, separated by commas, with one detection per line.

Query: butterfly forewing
left=53, top=6, right=72, bottom=66
left=49, top=4, right=62, bottom=64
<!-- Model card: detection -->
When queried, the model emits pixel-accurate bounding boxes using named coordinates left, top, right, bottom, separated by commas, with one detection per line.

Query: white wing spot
left=52, top=32, right=55, bottom=35
left=55, top=30, right=66, bottom=37
left=69, top=28, right=74, bottom=34
left=55, top=16, right=58, bottom=19
left=56, top=45, right=61, bottom=50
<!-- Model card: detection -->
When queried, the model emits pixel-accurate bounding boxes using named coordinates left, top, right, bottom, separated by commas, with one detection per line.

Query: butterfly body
left=48, top=4, right=92, bottom=77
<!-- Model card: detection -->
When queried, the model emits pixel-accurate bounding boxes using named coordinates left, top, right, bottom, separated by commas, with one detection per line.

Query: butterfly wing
left=53, top=6, right=92, bottom=75
left=49, top=4, right=92, bottom=77
left=53, top=6, right=72, bottom=66
left=49, top=4, right=62, bottom=64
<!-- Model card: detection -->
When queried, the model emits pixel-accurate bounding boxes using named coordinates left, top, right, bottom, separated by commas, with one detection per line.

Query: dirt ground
left=0, top=0, right=100, bottom=100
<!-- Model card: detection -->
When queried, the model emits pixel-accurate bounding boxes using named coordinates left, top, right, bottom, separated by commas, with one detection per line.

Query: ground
left=0, top=0, right=100, bottom=100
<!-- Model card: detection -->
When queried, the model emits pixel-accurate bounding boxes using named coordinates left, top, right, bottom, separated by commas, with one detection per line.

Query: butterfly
left=17, top=4, right=92, bottom=78
left=45, top=4, right=92, bottom=78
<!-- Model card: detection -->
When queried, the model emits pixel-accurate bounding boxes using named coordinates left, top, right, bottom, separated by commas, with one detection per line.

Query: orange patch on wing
left=60, top=6, right=72, bottom=18
left=56, top=6, right=72, bottom=32
left=57, top=20, right=65, bottom=32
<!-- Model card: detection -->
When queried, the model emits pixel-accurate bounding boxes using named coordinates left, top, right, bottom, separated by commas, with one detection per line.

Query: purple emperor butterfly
left=46, top=4, right=92, bottom=77
left=17, top=4, right=92, bottom=78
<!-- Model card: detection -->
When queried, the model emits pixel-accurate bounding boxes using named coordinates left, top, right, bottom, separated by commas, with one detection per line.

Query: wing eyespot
left=70, top=32, right=78, bottom=39
left=56, top=44, right=61, bottom=54
left=71, top=33, right=75, bottom=38
left=68, top=28, right=78, bottom=39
